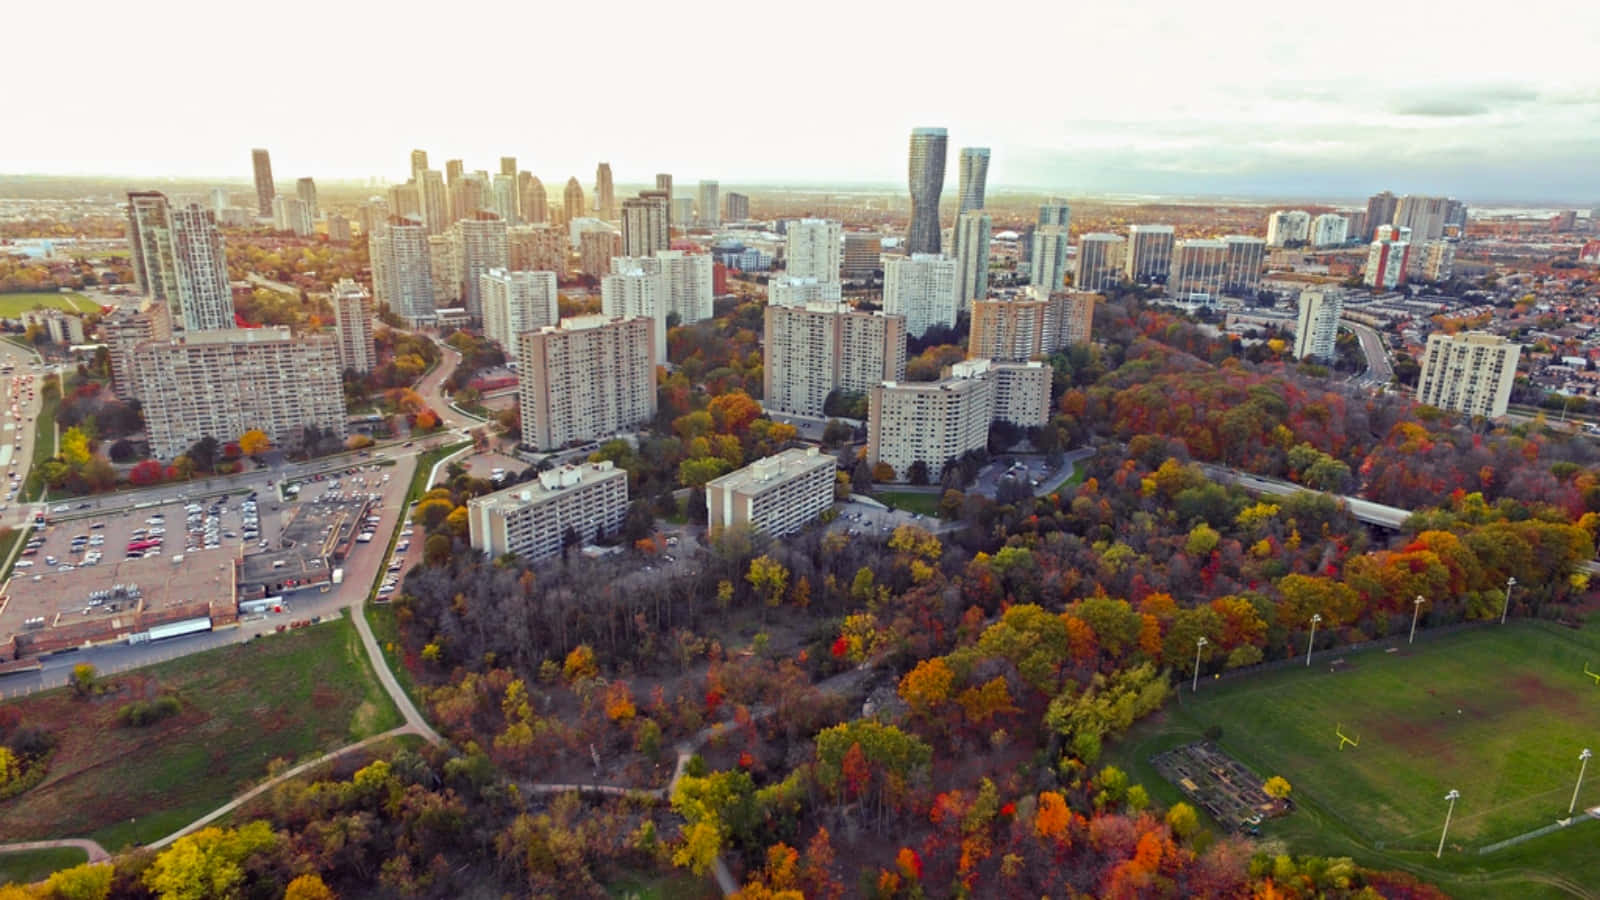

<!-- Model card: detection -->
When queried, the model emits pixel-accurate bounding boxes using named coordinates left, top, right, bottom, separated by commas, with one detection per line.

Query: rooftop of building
left=155, top=326, right=296, bottom=347
left=706, top=447, right=833, bottom=493
left=470, top=461, right=624, bottom=511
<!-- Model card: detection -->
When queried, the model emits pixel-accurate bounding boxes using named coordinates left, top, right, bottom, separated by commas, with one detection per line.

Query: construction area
left=1151, top=741, right=1289, bottom=832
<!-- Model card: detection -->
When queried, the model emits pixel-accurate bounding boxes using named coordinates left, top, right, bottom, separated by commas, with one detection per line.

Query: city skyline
left=4, top=1, right=1597, bottom=203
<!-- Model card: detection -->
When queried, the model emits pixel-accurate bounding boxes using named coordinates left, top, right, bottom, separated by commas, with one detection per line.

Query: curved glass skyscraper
left=957, top=147, right=990, bottom=216
left=907, top=127, right=948, bottom=255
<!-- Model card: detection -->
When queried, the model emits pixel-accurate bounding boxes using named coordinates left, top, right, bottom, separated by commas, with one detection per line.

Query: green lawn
left=0, top=293, right=97, bottom=316
left=0, top=846, right=88, bottom=886
left=1108, top=622, right=1600, bottom=896
left=875, top=490, right=941, bottom=517
left=0, top=615, right=401, bottom=851
left=23, top=374, right=60, bottom=503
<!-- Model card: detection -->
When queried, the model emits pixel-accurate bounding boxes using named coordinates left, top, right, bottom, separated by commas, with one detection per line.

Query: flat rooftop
left=706, top=448, right=832, bottom=493
left=239, top=492, right=372, bottom=587
left=471, top=461, right=623, bottom=512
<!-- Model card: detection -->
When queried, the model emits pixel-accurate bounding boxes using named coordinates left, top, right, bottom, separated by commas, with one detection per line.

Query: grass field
left=0, top=293, right=97, bottom=317
left=876, top=490, right=941, bottom=517
left=0, top=847, right=88, bottom=886
left=0, top=615, right=400, bottom=851
left=1109, top=622, right=1600, bottom=897
left=23, top=374, right=59, bottom=502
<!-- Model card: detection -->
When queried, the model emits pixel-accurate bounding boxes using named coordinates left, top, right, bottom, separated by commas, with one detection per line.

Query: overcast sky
left=6, top=0, right=1599, bottom=203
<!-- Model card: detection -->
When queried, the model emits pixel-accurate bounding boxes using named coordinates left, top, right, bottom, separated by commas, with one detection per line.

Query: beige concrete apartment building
left=467, top=461, right=629, bottom=562
left=763, top=301, right=906, bottom=418
left=518, top=315, right=657, bottom=449
left=705, top=447, right=836, bottom=537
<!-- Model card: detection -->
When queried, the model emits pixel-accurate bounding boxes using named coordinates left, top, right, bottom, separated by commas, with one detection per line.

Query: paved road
left=1343, top=319, right=1393, bottom=386
left=0, top=838, right=109, bottom=864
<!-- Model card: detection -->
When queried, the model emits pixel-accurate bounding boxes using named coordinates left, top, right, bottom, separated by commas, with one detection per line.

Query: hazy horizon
left=6, top=0, right=1598, bottom=207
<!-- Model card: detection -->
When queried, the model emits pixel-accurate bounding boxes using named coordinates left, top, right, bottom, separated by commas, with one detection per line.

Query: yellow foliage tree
left=283, top=873, right=338, bottom=900
left=1263, top=775, right=1292, bottom=800
left=1034, top=790, right=1072, bottom=840
left=0, top=746, right=18, bottom=789
left=239, top=429, right=271, bottom=457
left=897, top=658, right=954, bottom=717
left=563, top=644, right=598, bottom=682
left=42, top=862, right=113, bottom=900
left=672, top=819, right=724, bottom=875
left=143, top=821, right=278, bottom=900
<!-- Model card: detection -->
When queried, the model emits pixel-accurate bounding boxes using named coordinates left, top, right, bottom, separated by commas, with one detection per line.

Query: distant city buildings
left=331, top=278, right=375, bottom=374
left=131, top=326, right=345, bottom=460
left=906, top=127, right=948, bottom=254
left=468, top=462, right=629, bottom=562
left=1031, top=226, right=1071, bottom=293
left=1419, top=240, right=1456, bottom=282
left=1365, top=191, right=1398, bottom=239
left=508, top=224, right=567, bottom=275
left=295, top=177, right=318, bottom=221
left=1038, top=198, right=1070, bottom=229
left=763, top=301, right=905, bottom=418
left=563, top=178, right=585, bottom=225
left=579, top=229, right=620, bottom=279
left=724, top=192, right=750, bottom=222
left=1124, top=225, right=1175, bottom=284
left=768, top=276, right=842, bottom=308
left=1293, top=290, right=1342, bottom=361
left=1266, top=210, right=1311, bottom=246
left=785, top=219, right=843, bottom=282
left=1311, top=213, right=1349, bottom=247
left=518, top=315, right=657, bottom=449
left=698, top=180, right=720, bottom=226
left=1393, top=195, right=1449, bottom=243
left=370, top=217, right=436, bottom=326
left=273, top=195, right=312, bottom=236
left=1363, top=227, right=1411, bottom=289
left=956, top=147, right=990, bottom=216
left=706, top=447, right=836, bottom=538
left=481, top=268, right=558, bottom=361
left=251, top=149, right=274, bottom=218
left=595, top=163, right=616, bottom=220
left=952, top=211, right=991, bottom=311
left=1170, top=239, right=1229, bottom=302
left=842, top=232, right=882, bottom=279
left=418, top=169, right=449, bottom=235
left=621, top=196, right=670, bottom=257
left=1075, top=233, right=1125, bottom=292
left=1223, top=236, right=1266, bottom=296
left=326, top=213, right=351, bottom=243
left=1416, top=331, right=1521, bottom=418
left=427, top=234, right=461, bottom=307
left=455, top=212, right=510, bottom=322
left=883, top=253, right=958, bottom=338
left=522, top=176, right=548, bottom=224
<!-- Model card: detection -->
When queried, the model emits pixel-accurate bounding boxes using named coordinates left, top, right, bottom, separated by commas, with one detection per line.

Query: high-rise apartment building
left=622, top=196, right=670, bottom=257
left=522, top=176, right=548, bottom=223
left=1419, top=240, right=1456, bottom=282
left=326, top=213, right=352, bottom=243
left=387, top=182, right=420, bottom=220
left=480, top=268, right=558, bottom=361
left=706, top=447, right=836, bottom=538
left=1124, top=225, right=1175, bottom=284
left=450, top=174, right=485, bottom=224
left=508, top=224, right=566, bottom=274
left=842, top=232, right=882, bottom=279
left=1394, top=195, right=1449, bottom=243
left=169, top=204, right=236, bottom=331
left=595, top=163, right=616, bottom=220
left=1169, top=239, right=1229, bottom=302
left=1363, top=233, right=1410, bottom=289
left=469, top=462, right=630, bottom=561
left=127, top=191, right=178, bottom=301
left=672, top=197, right=694, bottom=226
left=357, top=198, right=388, bottom=239
left=331, top=278, right=375, bottom=374
left=1075, top=233, right=1126, bottom=292
left=1031, top=226, right=1071, bottom=293
left=1416, top=331, right=1521, bottom=418
left=763, top=301, right=906, bottom=418
left=1039, top=199, right=1070, bottom=229
left=883, top=253, right=958, bottom=338
left=273, top=196, right=313, bottom=236
left=639, top=189, right=671, bottom=236
left=1444, top=200, right=1469, bottom=229
left=580, top=229, right=620, bottom=279
left=444, top=158, right=463, bottom=187
left=454, top=212, right=509, bottom=321
left=1311, top=213, right=1349, bottom=247
left=1342, top=210, right=1369, bottom=242
left=611, top=251, right=714, bottom=326
left=698, top=180, right=720, bottom=226
left=418, top=169, right=449, bottom=234
left=1365, top=191, right=1398, bottom=239
left=655, top=173, right=673, bottom=198
left=294, top=177, right=318, bottom=221
left=957, top=147, right=990, bottom=217
left=427, top=234, right=461, bottom=307
left=500, top=156, right=517, bottom=177
left=1223, top=235, right=1266, bottom=296
left=518, top=315, right=657, bottom=449
left=724, top=192, right=749, bottom=222
left=601, top=264, right=670, bottom=361
left=906, top=127, right=948, bottom=254
left=1040, top=289, right=1096, bottom=350
left=953, top=211, right=991, bottom=312
left=251, top=149, right=275, bottom=218
left=1293, top=290, right=1342, bottom=361
left=868, top=360, right=994, bottom=481
left=986, top=360, right=1051, bottom=428
left=411, top=149, right=430, bottom=181
left=563, top=178, right=585, bottom=225
left=491, top=174, right=519, bottom=224
left=101, top=300, right=172, bottom=400
left=370, top=217, right=436, bottom=326
left=1266, top=210, right=1312, bottom=246
left=970, top=290, right=1096, bottom=361
left=768, top=276, right=842, bottom=308
left=131, top=326, right=345, bottom=460
left=785, top=219, right=842, bottom=282
left=469, top=462, right=628, bottom=562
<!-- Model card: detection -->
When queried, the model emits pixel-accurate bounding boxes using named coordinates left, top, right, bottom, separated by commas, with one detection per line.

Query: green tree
left=60, top=426, right=92, bottom=467
left=69, top=663, right=97, bottom=698
left=41, top=862, right=113, bottom=900
left=143, top=821, right=278, bottom=900
left=745, top=554, right=790, bottom=610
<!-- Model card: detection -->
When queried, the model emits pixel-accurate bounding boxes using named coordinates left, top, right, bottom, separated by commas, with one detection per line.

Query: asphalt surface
left=1343, top=319, right=1394, bottom=386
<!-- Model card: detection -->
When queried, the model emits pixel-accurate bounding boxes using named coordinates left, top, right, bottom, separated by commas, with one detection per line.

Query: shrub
left=118, top=695, right=181, bottom=727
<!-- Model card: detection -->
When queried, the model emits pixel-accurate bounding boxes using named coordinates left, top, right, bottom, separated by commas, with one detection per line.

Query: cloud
left=1387, top=83, right=1540, bottom=117
left=1392, top=100, right=1491, bottom=117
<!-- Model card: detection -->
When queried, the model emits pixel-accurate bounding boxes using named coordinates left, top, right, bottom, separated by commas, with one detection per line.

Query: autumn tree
left=143, top=821, right=279, bottom=900
left=239, top=429, right=271, bottom=457
left=1263, top=776, right=1292, bottom=800
left=284, top=873, right=338, bottom=900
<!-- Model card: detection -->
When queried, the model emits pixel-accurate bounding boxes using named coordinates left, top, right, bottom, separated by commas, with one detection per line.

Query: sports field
left=1182, top=623, right=1600, bottom=851
left=0, top=292, right=97, bottom=317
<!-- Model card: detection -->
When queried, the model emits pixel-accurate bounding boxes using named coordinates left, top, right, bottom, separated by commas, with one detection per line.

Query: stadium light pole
left=1500, top=576, right=1517, bottom=625
left=1436, top=789, right=1460, bottom=858
left=1570, top=749, right=1593, bottom=817
left=1306, top=614, right=1322, bottom=667
left=1192, top=637, right=1208, bottom=693
left=1409, top=595, right=1426, bottom=645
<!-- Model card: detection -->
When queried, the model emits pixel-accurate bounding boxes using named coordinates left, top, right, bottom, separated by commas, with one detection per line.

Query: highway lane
left=1342, top=319, right=1393, bottom=386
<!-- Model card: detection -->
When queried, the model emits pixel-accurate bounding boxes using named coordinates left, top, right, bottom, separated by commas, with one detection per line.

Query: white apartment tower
left=1292, top=290, right=1342, bottom=361
left=785, top=219, right=843, bottom=282
left=768, top=276, right=843, bottom=308
left=1031, top=226, right=1071, bottom=293
left=1416, top=331, right=1521, bottom=419
left=883, top=253, right=959, bottom=338
left=480, top=268, right=559, bottom=361
left=168, top=204, right=236, bottom=331
left=332, top=278, right=376, bottom=374
left=370, top=217, right=436, bottom=326
left=1075, top=233, right=1126, bottom=292
left=763, top=302, right=907, bottom=418
left=1311, top=213, right=1350, bottom=248
left=953, top=211, right=992, bottom=312
left=1266, top=210, right=1312, bottom=246
left=455, top=212, right=510, bottom=321
left=602, top=263, right=671, bottom=361
left=622, top=196, right=670, bottom=258
left=518, top=315, right=657, bottom=449
left=868, top=361, right=995, bottom=481
left=295, top=177, right=318, bottom=221
left=698, top=180, right=720, bottom=226
left=706, top=448, right=837, bottom=538
left=468, top=462, right=629, bottom=562
left=1124, top=225, right=1175, bottom=284
left=1170, top=239, right=1229, bottom=303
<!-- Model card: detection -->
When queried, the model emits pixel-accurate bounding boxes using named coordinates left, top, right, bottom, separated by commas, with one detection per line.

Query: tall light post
left=1501, top=576, right=1517, bottom=625
left=1570, top=749, right=1593, bottom=817
left=1410, top=595, right=1426, bottom=645
left=1192, top=637, right=1208, bottom=693
left=1436, top=789, right=1460, bottom=858
left=1306, top=614, right=1322, bottom=667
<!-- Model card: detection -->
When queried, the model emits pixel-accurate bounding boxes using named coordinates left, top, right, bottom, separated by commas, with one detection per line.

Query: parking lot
left=27, top=488, right=283, bottom=579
